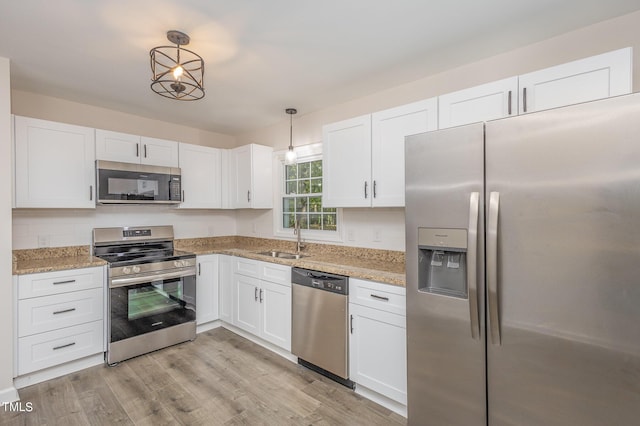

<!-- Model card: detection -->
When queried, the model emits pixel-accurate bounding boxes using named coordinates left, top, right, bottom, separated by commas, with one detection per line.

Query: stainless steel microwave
left=96, top=160, right=181, bottom=204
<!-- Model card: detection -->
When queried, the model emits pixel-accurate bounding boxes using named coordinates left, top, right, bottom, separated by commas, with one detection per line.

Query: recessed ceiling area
left=1, top=0, right=639, bottom=135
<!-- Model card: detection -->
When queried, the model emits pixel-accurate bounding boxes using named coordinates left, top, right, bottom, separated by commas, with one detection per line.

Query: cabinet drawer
left=18, top=266, right=104, bottom=299
left=234, top=257, right=259, bottom=277
left=17, top=320, right=104, bottom=376
left=349, top=278, right=406, bottom=316
left=18, top=288, right=103, bottom=337
left=259, top=261, right=291, bottom=286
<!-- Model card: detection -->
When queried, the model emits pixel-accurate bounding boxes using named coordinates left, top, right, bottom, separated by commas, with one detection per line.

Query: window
left=282, top=159, right=337, bottom=232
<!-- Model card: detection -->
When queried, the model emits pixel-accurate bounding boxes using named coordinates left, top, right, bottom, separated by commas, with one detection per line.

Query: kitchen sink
left=258, top=251, right=307, bottom=260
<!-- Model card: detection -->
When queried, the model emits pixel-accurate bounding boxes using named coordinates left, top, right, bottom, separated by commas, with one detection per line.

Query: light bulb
left=173, top=65, right=184, bottom=79
left=285, top=148, right=297, bottom=165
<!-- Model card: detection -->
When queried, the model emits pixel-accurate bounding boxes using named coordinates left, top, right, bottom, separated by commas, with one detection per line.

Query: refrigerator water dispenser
left=418, top=228, right=468, bottom=298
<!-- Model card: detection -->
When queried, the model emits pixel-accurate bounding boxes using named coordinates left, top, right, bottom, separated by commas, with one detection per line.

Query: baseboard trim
left=196, top=320, right=223, bottom=334
left=354, top=384, right=407, bottom=418
left=14, top=353, right=104, bottom=389
left=0, top=386, right=20, bottom=405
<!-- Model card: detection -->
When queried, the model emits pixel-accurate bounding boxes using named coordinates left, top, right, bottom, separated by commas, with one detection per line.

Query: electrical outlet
left=37, top=235, right=50, bottom=248
left=347, top=230, right=355, bottom=241
left=252, top=223, right=257, bottom=233
left=373, top=227, right=382, bottom=242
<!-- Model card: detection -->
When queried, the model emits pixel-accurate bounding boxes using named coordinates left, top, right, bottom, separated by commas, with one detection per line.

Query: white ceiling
left=1, top=1, right=639, bottom=135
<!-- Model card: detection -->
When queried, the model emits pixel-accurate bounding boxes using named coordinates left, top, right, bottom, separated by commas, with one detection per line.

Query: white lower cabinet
left=15, top=266, right=105, bottom=376
left=196, top=254, right=219, bottom=325
left=232, top=258, right=291, bottom=351
left=349, top=278, right=407, bottom=406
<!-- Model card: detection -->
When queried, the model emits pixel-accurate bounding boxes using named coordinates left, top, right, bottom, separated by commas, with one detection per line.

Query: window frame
left=273, top=144, right=343, bottom=243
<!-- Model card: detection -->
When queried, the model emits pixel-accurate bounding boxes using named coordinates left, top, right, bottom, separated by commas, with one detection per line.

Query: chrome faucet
left=294, top=220, right=305, bottom=253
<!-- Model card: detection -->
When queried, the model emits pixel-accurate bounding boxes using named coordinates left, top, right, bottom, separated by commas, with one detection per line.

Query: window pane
left=309, top=214, right=322, bottom=230
left=283, top=198, right=295, bottom=212
left=323, top=206, right=336, bottom=213
left=298, top=179, right=310, bottom=194
left=309, top=197, right=322, bottom=212
left=286, top=164, right=297, bottom=180
left=310, top=160, right=322, bottom=178
left=296, top=214, right=309, bottom=229
left=299, top=162, right=310, bottom=178
left=283, top=214, right=295, bottom=229
left=310, top=178, right=322, bottom=194
left=323, top=214, right=337, bottom=231
left=296, top=197, right=308, bottom=212
left=286, top=181, right=297, bottom=194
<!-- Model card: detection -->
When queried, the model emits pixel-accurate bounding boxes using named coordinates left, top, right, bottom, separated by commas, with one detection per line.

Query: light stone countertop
left=13, top=237, right=406, bottom=287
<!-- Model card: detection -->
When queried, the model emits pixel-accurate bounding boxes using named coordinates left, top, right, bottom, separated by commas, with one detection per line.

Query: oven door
left=96, top=160, right=181, bottom=204
left=109, top=267, right=196, bottom=343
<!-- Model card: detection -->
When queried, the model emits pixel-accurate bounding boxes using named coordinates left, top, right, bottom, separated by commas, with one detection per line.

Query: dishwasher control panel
left=292, top=267, right=348, bottom=295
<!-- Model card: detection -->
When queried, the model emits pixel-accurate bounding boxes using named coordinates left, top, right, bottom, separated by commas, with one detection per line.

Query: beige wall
left=1, top=57, right=17, bottom=403
left=11, top=90, right=236, bottom=149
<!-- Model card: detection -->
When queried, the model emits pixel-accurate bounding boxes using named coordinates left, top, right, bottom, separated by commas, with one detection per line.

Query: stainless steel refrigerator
left=405, top=93, right=640, bottom=425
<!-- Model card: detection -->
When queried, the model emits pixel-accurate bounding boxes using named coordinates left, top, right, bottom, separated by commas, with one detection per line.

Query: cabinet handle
left=364, top=181, right=368, bottom=199
left=53, top=279, right=76, bottom=285
left=373, top=180, right=377, bottom=198
left=53, top=308, right=76, bottom=315
left=523, top=87, right=528, bottom=113
left=89, top=185, right=93, bottom=201
left=254, top=287, right=258, bottom=301
left=53, top=342, right=76, bottom=351
left=182, top=190, right=185, bottom=203
left=350, top=314, right=354, bottom=334
left=370, top=294, right=389, bottom=302
left=144, top=144, right=147, bottom=158
left=136, top=143, right=139, bottom=157
left=198, top=263, right=201, bottom=276
left=508, top=90, right=512, bottom=115
left=259, top=288, right=263, bottom=303
left=247, top=190, right=251, bottom=203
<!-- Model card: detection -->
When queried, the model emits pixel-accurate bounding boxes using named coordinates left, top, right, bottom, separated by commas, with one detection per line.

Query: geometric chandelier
left=150, top=30, right=205, bottom=101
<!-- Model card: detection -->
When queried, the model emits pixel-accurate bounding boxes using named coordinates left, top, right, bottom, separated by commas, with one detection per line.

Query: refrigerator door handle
left=488, top=191, right=501, bottom=345
left=467, top=191, right=481, bottom=340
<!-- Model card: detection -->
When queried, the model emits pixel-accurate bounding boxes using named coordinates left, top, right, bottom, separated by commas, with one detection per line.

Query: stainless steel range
left=93, top=225, right=196, bottom=365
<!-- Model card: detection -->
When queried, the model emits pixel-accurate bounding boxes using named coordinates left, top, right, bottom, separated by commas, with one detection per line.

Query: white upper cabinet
left=371, top=99, right=438, bottom=207
left=178, top=143, right=222, bottom=208
left=323, top=115, right=372, bottom=208
left=323, top=98, right=437, bottom=208
left=228, top=144, right=273, bottom=209
left=518, top=47, right=632, bottom=114
left=438, top=77, right=518, bottom=129
left=14, top=116, right=96, bottom=208
left=95, top=129, right=179, bottom=167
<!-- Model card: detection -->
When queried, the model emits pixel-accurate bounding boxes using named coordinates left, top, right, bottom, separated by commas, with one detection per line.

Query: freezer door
left=485, top=93, right=640, bottom=425
left=405, top=123, right=485, bottom=425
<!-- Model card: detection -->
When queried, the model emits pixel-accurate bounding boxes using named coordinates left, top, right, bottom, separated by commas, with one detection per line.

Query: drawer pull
left=53, top=342, right=76, bottom=351
left=53, top=279, right=76, bottom=285
left=53, top=308, right=76, bottom=315
left=370, top=294, right=390, bottom=301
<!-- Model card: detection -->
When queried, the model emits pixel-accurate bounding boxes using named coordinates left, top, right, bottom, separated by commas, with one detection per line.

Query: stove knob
left=122, top=267, right=132, bottom=275
left=132, top=266, right=141, bottom=274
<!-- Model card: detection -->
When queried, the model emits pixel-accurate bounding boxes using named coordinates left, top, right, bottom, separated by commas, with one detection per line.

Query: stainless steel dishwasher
left=291, top=267, right=354, bottom=388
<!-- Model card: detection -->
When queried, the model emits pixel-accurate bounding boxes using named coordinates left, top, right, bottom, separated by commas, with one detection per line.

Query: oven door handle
left=109, top=267, right=196, bottom=288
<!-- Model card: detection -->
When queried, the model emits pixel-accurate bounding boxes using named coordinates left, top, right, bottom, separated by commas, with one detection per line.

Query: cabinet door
left=234, top=274, right=260, bottom=334
left=519, top=47, right=632, bottom=114
left=178, top=143, right=222, bottom=208
left=218, top=255, right=234, bottom=323
left=229, top=145, right=252, bottom=208
left=95, top=129, right=140, bottom=164
left=349, top=303, right=407, bottom=404
left=438, top=77, right=518, bottom=129
left=371, top=98, right=438, bottom=207
left=196, top=255, right=219, bottom=325
left=260, top=281, right=292, bottom=351
left=322, top=115, right=372, bottom=207
left=140, top=136, right=179, bottom=167
left=249, top=144, right=273, bottom=209
left=14, top=116, right=96, bottom=208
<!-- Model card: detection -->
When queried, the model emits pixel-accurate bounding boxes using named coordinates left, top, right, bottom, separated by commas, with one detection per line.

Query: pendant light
left=284, top=108, right=298, bottom=165
left=150, top=30, right=205, bottom=101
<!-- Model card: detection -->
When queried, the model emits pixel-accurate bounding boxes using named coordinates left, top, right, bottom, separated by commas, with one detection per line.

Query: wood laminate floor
left=1, top=327, right=406, bottom=425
